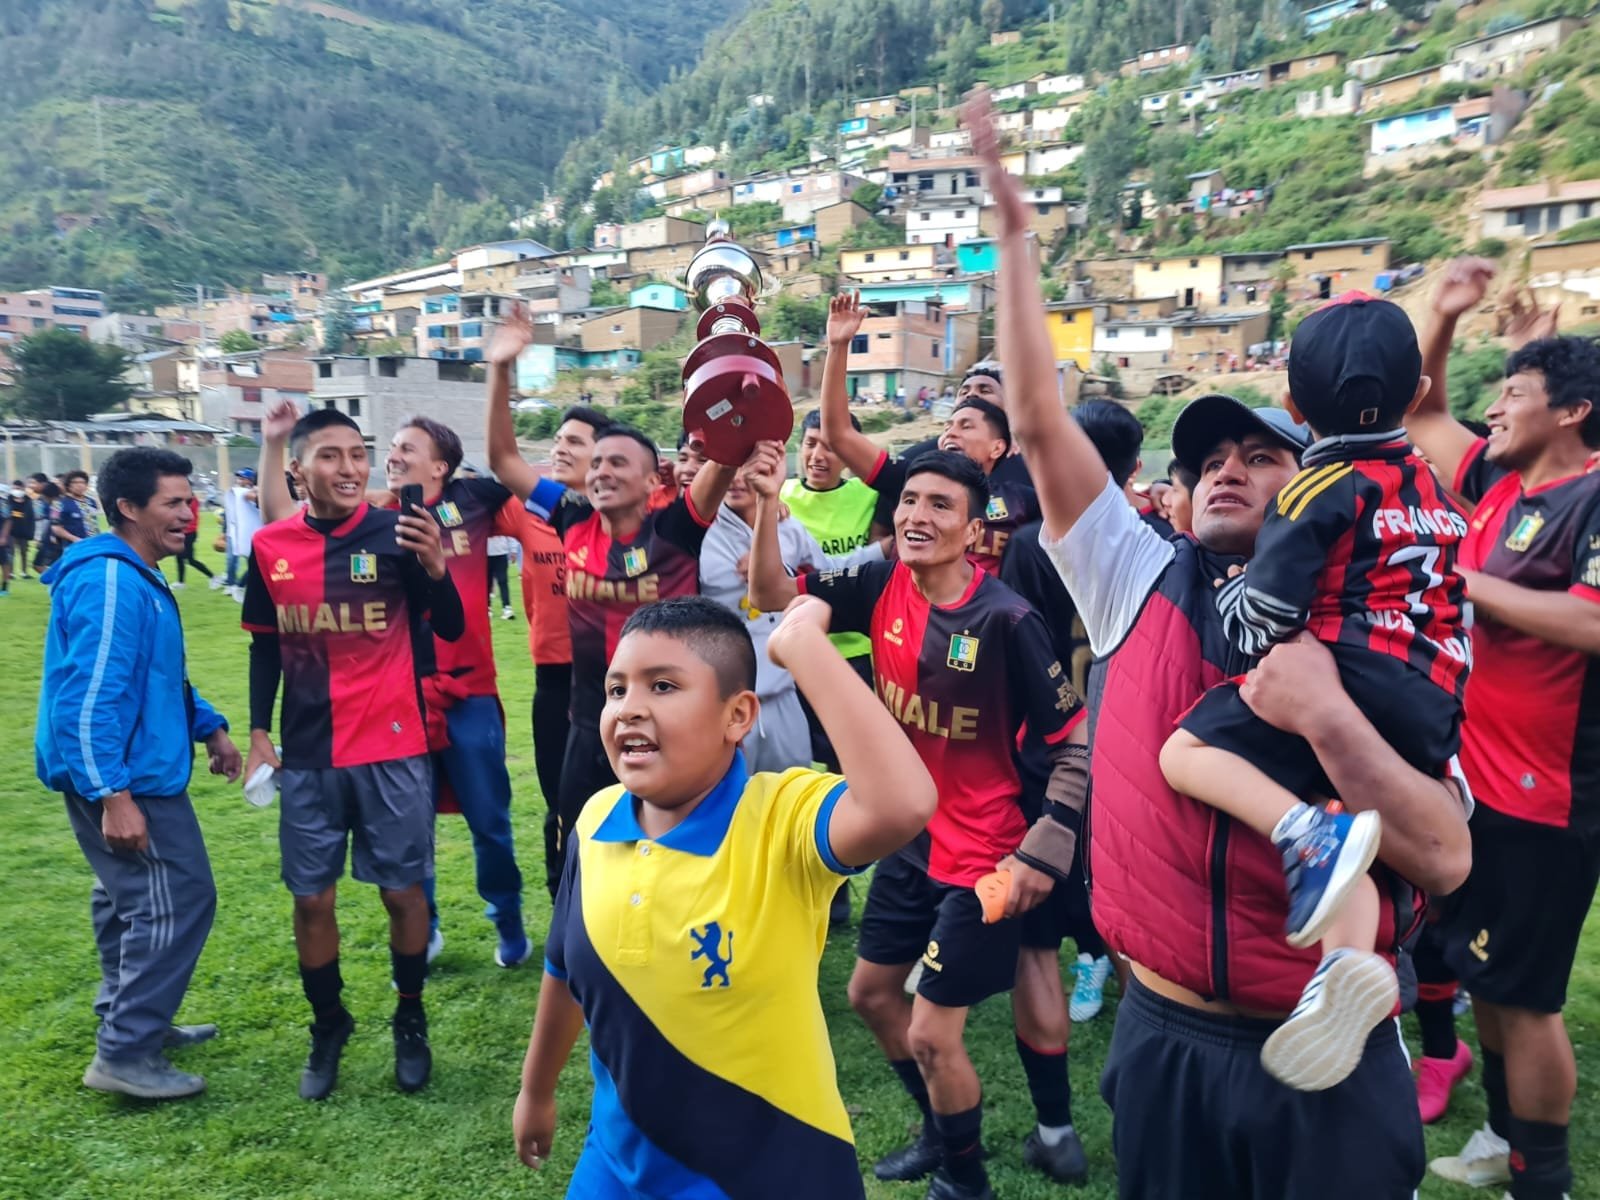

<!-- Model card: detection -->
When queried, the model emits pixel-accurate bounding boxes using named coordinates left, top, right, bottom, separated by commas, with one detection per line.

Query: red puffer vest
left=1086, top=538, right=1418, bottom=1013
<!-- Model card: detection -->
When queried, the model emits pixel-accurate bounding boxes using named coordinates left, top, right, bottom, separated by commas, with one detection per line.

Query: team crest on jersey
left=434, top=501, right=463, bottom=528
left=270, top=558, right=294, bottom=582
left=947, top=633, right=980, bottom=672
left=985, top=495, right=1008, bottom=522
left=1504, top=511, right=1545, bottom=552
left=350, top=553, right=377, bottom=584
left=623, top=547, right=648, bottom=577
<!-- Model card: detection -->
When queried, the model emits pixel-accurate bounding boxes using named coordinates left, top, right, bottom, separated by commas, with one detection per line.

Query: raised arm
left=1408, top=258, right=1495, bottom=486
left=745, top=443, right=802, bottom=612
left=257, top=398, right=299, bottom=522
left=817, top=293, right=886, bottom=480
left=966, top=87, right=1107, bottom=538
left=1239, top=633, right=1470, bottom=895
left=768, top=596, right=937, bottom=866
left=687, top=436, right=740, bottom=523
left=485, top=304, right=546, bottom=502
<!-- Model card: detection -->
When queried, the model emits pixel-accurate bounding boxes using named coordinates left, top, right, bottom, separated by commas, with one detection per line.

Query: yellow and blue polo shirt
left=545, top=750, right=867, bottom=1199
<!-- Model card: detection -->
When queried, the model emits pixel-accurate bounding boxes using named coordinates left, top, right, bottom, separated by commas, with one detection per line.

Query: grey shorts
left=278, top=756, right=435, bottom=895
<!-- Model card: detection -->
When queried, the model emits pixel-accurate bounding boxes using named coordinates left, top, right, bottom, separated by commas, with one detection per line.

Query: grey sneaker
left=83, top=1052, right=206, bottom=1100
left=164, top=1023, right=218, bottom=1049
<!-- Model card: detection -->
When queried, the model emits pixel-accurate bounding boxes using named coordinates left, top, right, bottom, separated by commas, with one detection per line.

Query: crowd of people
left=30, top=92, right=1600, bottom=1200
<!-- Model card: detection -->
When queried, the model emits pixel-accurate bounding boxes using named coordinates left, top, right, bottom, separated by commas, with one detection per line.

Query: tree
left=764, top=293, right=829, bottom=343
left=320, top=291, right=356, bottom=354
left=1150, top=133, right=1191, bottom=208
left=218, top=329, right=258, bottom=354
left=7, top=329, right=133, bottom=420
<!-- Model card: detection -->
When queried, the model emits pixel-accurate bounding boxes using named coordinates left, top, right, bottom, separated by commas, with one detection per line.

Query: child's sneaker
left=1416, top=1039, right=1473, bottom=1124
left=1260, top=948, right=1397, bottom=1091
left=1069, top=954, right=1111, bottom=1022
left=1274, top=806, right=1382, bottom=949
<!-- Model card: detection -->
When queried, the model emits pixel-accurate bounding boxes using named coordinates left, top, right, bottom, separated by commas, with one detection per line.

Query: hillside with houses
left=4, top=0, right=1599, bottom=461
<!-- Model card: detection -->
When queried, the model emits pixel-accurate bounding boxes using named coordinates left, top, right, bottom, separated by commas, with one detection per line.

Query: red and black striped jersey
left=242, top=503, right=454, bottom=769
left=1454, top=440, right=1600, bottom=831
left=865, top=449, right=1039, bottom=574
left=1216, top=433, right=1471, bottom=701
left=525, top=478, right=711, bottom=728
left=385, top=476, right=516, bottom=697
left=799, top=559, right=1084, bottom=886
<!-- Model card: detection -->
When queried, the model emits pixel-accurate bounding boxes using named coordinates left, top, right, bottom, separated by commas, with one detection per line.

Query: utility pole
left=94, top=96, right=107, bottom=192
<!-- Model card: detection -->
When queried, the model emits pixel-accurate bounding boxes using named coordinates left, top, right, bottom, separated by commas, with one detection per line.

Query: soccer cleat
left=170, top=581, right=186, bottom=590
left=393, top=1006, right=432, bottom=1093
left=163, top=1023, right=219, bottom=1049
left=874, top=1134, right=942, bottom=1182
left=83, top=1052, right=206, bottom=1100
left=495, top=918, right=531, bottom=968
left=1260, top=948, right=1397, bottom=1091
left=1417, top=1040, right=1474, bottom=1124
left=1275, top=806, right=1382, bottom=949
left=1429, top=1124, right=1511, bottom=1188
left=974, top=870, right=1012, bottom=925
left=425, top=925, right=445, bottom=965
left=299, top=1010, right=355, bottom=1101
left=1022, top=1127, right=1088, bottom=1184
left=923, top=1169, right=994, bottom=1200
left=1070, top=953, right=1112, bottom=1022
left=501, top=605, right=515, bottom=620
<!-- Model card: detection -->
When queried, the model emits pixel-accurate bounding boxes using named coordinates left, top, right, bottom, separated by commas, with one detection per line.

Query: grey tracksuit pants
left=65, top=792, right=217, bottom=1062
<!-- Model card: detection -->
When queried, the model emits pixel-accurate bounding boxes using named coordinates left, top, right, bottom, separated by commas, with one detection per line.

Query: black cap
left=1170, top=393, right=1313, bottom=475
left=1287, top=292, right=1421, bottom=434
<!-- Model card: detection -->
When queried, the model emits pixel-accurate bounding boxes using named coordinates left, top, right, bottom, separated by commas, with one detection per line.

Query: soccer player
left=748, top=449, right=1089, bottom=1200
left=485, top=306, right=743, bottom=848
left=512, top=595, right=938, bottom=1198
left=241, top=408, right=465, bottom=1101
left=511, top=404, right=608, bottom=898
left=699, top=441, right=886, bottom=771
left=1159, top=297, right=1470, bottom=1092
left=970, top=85, right=1470, bottom=1198
left=1406, top=257, right=1600, bottom=1200
left=37, top=447, right=241, bottom=1100
left=818, top=295, right=1037, bottom=576
left=258, top=400, right=532, bottom=966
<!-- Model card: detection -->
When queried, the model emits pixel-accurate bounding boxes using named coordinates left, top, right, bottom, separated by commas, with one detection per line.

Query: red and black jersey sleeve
left=1007, top=606, right=1086, bottom=744
left=1215, top=464, right=1357, bottom=657
left=797, top=559, right=897, bottom=634
left=654, top=491, right=714, bottom=554
left=1572, top=491, right=1600, bottom=599
left=1453, top=438, right=1511, bottom=506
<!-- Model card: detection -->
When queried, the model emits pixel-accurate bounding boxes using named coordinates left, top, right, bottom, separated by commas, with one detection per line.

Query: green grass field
left=4, top=519, right=1599, bottom=1199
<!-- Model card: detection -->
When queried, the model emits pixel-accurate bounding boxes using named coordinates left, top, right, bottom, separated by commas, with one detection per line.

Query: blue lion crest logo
left=689, top=922, right=733, bottom=989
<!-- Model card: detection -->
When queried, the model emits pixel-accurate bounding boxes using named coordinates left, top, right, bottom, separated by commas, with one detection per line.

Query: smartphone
left=397, top=484, right=424, bottom=554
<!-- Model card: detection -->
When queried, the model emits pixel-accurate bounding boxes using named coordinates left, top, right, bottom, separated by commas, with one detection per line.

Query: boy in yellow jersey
left=513, top=593, right=938, bottom=1198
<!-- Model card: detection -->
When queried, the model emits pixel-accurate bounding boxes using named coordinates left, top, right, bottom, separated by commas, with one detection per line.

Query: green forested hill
left=0, top=0, right=744, bottom=307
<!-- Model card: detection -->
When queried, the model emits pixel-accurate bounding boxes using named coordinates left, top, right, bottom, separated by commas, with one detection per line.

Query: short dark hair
left=561, top=404, right=609, bottom=433
left=619, top=596, right=758, bottom=698
left=403, top=416, right=464, bottom=477
left=953, top=396, right=1011, bottom=452
left=290, top=408, right=363, bottom=459
left=1167, top=457, right=1198, bottom=494
left=28, top=472, right=48, bottom=485
left=40, top=481, right=62, bottom=500
left=1074, top=400, right=1144, bottom=487
left=596, top=423, right=662, bottom=469
left=1506, top=336, right=1600, bottom=449
left=64, top=469, right=89, bottom=487
left=904, top=449, right=989, bottom=521
left=962, top=362, right=1003, bottom=387
left=98, top=448, right=192, bottom=529
left=802, top=407, right=861, bottom=434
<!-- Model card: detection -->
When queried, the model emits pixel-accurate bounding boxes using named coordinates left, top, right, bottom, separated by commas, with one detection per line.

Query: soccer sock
left=889, top=1059, right=936, bottom=1136
left=1014, top=1035, right=1074, bottom=1131
left=391, top=947, right=428, bottom=1014
left=1415, top=982, right=1460, bottom=1060
left=1482, top=1049, right=1510, bottom=1140
left=299, top=958, right=346, bottom=1027
left=1270, top=801, right=1315, bottom=843
left=1507, top=1117, right=1571, bottom=1200
left=933, top=1104, right=987, bottom=1190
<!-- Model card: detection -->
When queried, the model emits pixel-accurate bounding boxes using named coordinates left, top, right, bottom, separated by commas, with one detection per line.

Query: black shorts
left=1102, top=979, right=1424, bottom=1200
left=1438, top=803, right=1600, bottom=1013
left=556, top=722, right=618, bottom=849
left=857, top=849, right=1020, bottom=1009
left=1019, top=857, right=1105, bottom=955
left=1180, top=644, right=1461, bottom=799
